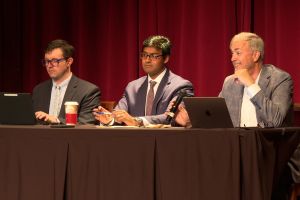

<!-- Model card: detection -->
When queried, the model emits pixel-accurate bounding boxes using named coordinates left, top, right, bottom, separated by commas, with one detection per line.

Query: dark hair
left=142, top=35, right=171, bottom=56
left=45, top=39, right=74, bottom=58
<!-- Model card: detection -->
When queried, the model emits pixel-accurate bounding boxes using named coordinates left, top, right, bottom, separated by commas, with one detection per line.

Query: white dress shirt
left=240, top=71, right=262, bottom=127
left=49, top=74, right=72, bottom=117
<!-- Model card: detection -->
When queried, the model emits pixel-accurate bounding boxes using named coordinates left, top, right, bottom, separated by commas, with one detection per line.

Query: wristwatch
left=134, top=117, right=144, bottom=127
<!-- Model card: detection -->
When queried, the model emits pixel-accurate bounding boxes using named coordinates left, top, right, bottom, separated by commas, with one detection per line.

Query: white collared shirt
left=240, top=70, right=262, bottom=127
left=146, top=68, right=167, bottom=98
left=49, top=73, right=72, bottom=116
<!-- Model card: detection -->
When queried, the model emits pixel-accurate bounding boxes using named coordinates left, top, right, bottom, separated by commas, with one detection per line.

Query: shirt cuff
left=108, top=118, right=115, bottom=126
left=139, top=117, right=150, bottom=126
left=246, top=83, right=261, bottom=98
left=101, top=118, right=115, bottom=126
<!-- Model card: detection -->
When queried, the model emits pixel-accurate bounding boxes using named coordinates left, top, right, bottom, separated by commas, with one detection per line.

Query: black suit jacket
left=32, top=75, right=100, bottom=124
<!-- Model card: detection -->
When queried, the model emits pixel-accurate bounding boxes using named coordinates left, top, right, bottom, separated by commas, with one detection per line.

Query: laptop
left=183, top=97, right=234, bottom=128
left=0, top=93, right=36, bottom=125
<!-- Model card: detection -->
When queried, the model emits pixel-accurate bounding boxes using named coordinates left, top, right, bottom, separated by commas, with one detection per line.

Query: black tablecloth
left=0, top=125, right=299, bottom=200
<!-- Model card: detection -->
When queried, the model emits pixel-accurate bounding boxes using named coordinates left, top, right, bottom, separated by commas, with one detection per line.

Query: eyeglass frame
left=140, top=52, right=164, bottom=60
left=42, top=57, right=68, bottom=67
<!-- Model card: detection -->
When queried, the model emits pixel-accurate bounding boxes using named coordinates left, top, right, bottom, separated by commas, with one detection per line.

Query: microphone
left=166, top=89, right=187, bottom=123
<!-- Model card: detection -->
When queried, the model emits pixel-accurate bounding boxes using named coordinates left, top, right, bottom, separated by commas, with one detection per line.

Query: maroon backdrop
left=0, top=0, right=299, bottom=103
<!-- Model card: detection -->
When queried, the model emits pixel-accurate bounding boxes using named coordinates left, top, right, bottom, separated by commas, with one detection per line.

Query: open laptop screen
left=183, top=97, right=233, bottom=128
left=0, top=93, right=36, bottom=125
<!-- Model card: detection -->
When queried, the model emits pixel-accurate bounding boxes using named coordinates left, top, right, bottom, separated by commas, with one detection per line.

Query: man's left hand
left=112, top=110, right=138, bottom=126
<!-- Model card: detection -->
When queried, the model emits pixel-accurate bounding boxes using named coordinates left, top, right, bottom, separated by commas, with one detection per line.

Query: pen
left=96, top=112, right=111, bottom=115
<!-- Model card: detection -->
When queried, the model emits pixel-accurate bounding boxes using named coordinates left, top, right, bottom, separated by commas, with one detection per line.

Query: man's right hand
left=35, top=111, right=59, bottom=123
left=234, top=68, right=255, bottom=87
left=93, top=106, right=113, bottom=125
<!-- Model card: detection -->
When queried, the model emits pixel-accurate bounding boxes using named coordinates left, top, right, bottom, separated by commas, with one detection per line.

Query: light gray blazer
left=115, top=69, right=194, bottom=124
left=219, top=64, right=294, bottom=127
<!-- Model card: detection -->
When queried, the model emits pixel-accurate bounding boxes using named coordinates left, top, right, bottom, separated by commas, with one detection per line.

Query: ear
left=163, top=55, right=170, bottom=64
left=253, top=51, right=260, bottom=62
left=67, top=57, right=74, bottom=66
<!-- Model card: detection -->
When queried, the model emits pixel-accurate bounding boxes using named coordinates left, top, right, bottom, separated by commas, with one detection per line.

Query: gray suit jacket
left=219, top=64, right=293, bottom=127
left=219, top=65, right=300, bottom=183
left=115, top=69, right=194, bottom=124
left=32, top=75, right=100, bottom=124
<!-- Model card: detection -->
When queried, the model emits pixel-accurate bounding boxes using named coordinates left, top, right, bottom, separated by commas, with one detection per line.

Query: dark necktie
left=146, top=80, right=156, bottom=116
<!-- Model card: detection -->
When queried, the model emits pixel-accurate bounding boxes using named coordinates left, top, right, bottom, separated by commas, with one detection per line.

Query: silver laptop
left=183, top=97, right=233, bottom=128
left=0, top=93, right=36, bottom=125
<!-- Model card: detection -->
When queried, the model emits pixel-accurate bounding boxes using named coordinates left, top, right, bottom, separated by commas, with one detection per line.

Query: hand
left=173, top=105, right=191, bottom=127
left=112, top=110, right=138, bottom=126
left=35, top=111, right=59, bottom=123
left=234, top=69, right=255, bottom=87
left=93, top=106, right=113, bottom=125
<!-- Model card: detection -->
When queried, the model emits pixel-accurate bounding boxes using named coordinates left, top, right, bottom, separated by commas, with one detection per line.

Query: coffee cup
left=64, top=101, right=79, bottom=125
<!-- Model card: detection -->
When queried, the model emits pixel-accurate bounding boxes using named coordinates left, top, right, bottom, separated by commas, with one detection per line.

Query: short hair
left=45, top=39, right=74, bottom=58
left=230, top=32, right=265, bottom=61
left=142, top=35, right=172, bottom=56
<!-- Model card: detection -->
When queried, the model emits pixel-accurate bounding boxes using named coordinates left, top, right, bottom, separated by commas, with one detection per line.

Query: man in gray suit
left=32, top=39, right=100, bottom=124
left=175, top=32, right=295, bottom=200
left=219, top=32, right=293, bottom=128
left=175, top=32, right=293, bottom=128
left=93, top=35, right=194, bottom=126
left=221, top=33, right=296, bottom=200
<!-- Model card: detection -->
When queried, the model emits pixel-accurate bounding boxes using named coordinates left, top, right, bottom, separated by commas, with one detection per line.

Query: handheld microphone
left=166, top=89, right=187, bottom=123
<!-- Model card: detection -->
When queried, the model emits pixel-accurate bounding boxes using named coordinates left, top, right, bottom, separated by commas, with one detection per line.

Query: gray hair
left=230, top=32, right=264, bottom=61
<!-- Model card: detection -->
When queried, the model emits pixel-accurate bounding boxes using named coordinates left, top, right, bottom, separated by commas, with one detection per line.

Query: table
left=294, top=103, right=300, bottom=126
left=0, top=125, right=299, bottom=200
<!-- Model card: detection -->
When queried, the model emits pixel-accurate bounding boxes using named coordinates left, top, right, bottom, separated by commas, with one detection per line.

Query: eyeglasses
left=140, top=53, right=163, bottom=60
left=42, top=58, right=67, bottom=67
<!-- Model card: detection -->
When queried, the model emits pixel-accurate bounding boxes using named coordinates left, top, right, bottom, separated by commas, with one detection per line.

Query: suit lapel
left=258, top=66, right=271, bottom=92
left=152, top=70, right=170, bottom=114
left=58, top=75, right=78, bottom=117
left=230, top=78, right=244, bottom=126
left=44, top=80, right=53, bottom=112
left=135, top=77, right=148, bottom=115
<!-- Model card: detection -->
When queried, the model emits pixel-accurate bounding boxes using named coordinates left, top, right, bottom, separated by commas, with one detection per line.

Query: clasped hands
left=93, top=106, right=139, bottom=126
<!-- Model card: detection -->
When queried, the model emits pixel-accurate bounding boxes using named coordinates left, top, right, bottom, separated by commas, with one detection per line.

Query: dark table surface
left=0, top=125, right=299, bottom=200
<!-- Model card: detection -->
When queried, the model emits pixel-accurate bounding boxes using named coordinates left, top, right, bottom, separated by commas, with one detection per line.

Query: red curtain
left=253, top=0, right=300, bottom=103
left=0, top=0, right=299, bottom=102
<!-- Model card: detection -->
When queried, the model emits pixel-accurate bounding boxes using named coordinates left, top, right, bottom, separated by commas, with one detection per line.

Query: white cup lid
left=64, top=101, right=79, bottom=106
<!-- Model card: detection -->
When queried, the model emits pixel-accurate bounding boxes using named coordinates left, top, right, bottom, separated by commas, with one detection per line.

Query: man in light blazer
left=32, top=39, right=100, bottom=124
left=220, top=36, right=293, bottom=127
left=220, top=63, right=293, bottom=127
left=174, top=32, right=295, bottom=200
left=93, top=35, right=193, bottom=126
left=175, top=32, right=293, bottom=128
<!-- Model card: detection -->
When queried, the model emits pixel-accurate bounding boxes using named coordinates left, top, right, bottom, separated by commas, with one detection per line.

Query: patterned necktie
left=146, top=80, right=157, bottom=116
left=53, top=86, right=61, bottom=117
